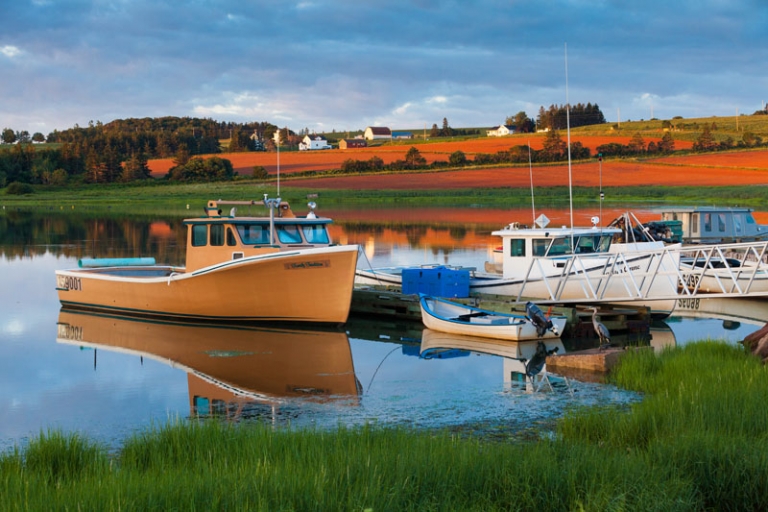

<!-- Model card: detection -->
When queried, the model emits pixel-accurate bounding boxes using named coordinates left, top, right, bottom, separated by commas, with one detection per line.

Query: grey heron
left=588, top=307, right=611, bottom=351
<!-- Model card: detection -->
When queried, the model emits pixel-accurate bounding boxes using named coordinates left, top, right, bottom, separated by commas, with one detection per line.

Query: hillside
left=146, top=113, right=768, bottom=178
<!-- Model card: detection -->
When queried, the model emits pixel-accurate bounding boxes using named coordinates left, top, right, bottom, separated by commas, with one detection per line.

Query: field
left=146, top=134, right=698, bottom=178
left=287, top=156, right=768, bottom=190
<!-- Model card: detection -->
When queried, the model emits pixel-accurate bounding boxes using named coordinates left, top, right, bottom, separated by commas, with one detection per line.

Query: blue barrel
left=78, top=257, right=156, bottom=268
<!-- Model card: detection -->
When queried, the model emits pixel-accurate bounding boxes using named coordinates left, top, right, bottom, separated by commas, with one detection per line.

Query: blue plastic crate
left=401, top=266, right=470, bottom=298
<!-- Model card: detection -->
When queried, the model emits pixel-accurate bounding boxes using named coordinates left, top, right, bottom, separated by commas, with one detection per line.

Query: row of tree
left=0, top=117, right=283, bottom=187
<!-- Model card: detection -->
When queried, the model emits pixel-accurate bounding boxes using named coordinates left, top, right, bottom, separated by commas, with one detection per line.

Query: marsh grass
left=559, top=341, right=768, bottom=510
left=2, top=342, right=767, bottom=510
left=4, top=180, right=768, bottom=214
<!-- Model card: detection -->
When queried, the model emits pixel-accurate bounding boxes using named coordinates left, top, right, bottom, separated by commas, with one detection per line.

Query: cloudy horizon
left=2, top=1, right=767, bottom=136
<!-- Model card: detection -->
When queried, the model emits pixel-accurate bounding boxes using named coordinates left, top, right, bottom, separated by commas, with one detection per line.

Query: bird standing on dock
left=525, top=301, right=558, bottom=337
left=588, top=307, right=611, bottom=351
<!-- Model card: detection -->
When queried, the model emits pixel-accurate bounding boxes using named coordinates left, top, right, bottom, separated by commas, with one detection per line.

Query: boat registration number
left=677, top=297, right=700, bottom=310
left=57, top=275, right=82, bottom=291
left=57, top=323, right=83, bottom=341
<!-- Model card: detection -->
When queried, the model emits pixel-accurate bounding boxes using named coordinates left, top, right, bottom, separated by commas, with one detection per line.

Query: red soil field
left=653, top=151, right=768, bottom=169
left=290, top=157, right=768, bottom=190
left=146, top=134, right=695, bottom=178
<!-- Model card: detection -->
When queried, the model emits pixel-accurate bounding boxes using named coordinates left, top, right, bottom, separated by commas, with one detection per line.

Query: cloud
left=1, top=0, right=767, bottom=134
left=1, top=45, right=21, bottom=58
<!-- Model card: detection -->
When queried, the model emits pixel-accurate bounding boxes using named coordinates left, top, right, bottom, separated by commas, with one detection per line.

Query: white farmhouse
left=299, top=134, right=332, bottom=151
left=486, top=125, right=516, bottom=137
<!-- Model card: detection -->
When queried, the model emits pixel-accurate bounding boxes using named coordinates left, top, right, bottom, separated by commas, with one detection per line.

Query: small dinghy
left=418, top=295, right=566, bottom=341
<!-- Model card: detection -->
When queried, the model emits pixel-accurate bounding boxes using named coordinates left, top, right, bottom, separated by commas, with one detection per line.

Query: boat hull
left=419, top=295, right=566, bottom=341
left=56, top=245, right=359, bottom=323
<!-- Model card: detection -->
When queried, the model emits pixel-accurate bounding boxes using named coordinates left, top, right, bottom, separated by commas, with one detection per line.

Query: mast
left=528, top=141, right=536, bottom=225
left=565, top=43, right=574, bottom=251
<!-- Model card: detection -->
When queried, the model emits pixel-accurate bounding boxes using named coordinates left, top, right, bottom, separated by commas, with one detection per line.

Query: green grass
left=2, top=341, right=767, bottom=510
left=4, top=176, right=768, bottom=215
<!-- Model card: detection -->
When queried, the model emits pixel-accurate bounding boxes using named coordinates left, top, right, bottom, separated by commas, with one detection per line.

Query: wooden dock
left=351, top=285, right=651, bottom=341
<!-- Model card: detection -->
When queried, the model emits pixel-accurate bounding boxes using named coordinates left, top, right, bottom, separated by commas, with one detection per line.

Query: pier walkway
left=508, top=240, right=768, bottom=305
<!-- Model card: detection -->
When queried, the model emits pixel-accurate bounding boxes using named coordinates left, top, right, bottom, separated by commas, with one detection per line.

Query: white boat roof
left=656, top=206, right=755, bottom=214
left=492, top=224, right=621, bottom=237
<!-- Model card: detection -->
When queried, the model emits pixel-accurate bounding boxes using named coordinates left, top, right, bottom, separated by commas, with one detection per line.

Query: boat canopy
left=491, top=225, right=620, bottom=258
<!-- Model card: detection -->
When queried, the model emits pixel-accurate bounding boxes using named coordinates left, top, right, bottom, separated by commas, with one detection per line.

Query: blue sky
left=2, top=0, right=767, bottom=136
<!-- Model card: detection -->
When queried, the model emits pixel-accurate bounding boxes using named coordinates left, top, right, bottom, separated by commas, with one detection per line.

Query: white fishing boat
left=419, top=295, right=565, bottom=341
left=655, top=206, right=768, bottom=244
left=357, top=216, right=681, bottom=318
left=679, top=254, right=768, bottom=294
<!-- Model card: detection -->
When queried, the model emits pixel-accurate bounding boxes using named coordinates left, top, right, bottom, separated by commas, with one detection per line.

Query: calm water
left=1, top=206, right=764, bottom=451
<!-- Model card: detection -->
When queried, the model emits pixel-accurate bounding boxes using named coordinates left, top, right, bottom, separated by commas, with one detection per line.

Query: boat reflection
left=56, top=309, right=361, bottom=419
left=419, top=328, right=566, bottom=391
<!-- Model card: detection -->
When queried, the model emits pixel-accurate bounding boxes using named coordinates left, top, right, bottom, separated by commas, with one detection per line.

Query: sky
left=1, top=0, right=767, bottom=137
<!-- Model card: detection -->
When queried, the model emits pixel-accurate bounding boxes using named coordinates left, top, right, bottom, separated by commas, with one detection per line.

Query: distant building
left=339, top=139, right=368, bottom=149
left=299, top=134, right=332, bottom=151
left=364, top=127, right=392, bottom=140
left=392, top=131, right=413, bottom=139
left=486, top=125, right=516, bottom=137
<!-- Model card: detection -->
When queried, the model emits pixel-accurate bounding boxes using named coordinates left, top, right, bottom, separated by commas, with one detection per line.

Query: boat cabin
left=491, top=223, right=620, bottom=278
left=658, top=206, right=768, bottom=244
left=183, top=199, right=335, bottom=271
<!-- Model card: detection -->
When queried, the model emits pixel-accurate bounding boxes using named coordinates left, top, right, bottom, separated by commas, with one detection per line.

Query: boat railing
left=513, top=240, right=768, bottom=303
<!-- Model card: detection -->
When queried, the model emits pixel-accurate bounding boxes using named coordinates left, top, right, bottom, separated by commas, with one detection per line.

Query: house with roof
left=364, top=127, right=392, bottom=140
left=339, top=139, right=368, bottom=149
left=486, top=125, right=516, bottom=137
left=299, top=134, right=332, bottom=150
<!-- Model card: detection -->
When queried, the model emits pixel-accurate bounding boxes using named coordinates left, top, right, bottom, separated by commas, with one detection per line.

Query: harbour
left=2, top=205, right=766, bottom=452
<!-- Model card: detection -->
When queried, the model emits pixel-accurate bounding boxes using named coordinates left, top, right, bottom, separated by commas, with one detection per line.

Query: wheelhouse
left=498, top=228, right=616, bottom=259
left=183, top=199, right=336, bottom=271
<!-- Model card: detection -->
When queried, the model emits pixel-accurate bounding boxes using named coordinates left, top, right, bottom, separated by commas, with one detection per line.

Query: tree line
left=0, top=117, right=280, bottom=188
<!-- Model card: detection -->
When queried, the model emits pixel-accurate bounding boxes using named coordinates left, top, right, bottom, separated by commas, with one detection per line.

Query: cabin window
left=532, top=239, right=549, bottom=256
left=734, top=215, right=743, bottom=234
left=302, top=224, right=330, bottom=244
left=547, top=237, right=573, bottom=256
left=576, top=236, right=600, bottom=253
left=703, top=213, right=712, bottom=232
left=717, top=214, right=726, bottom=232
left=277, top=225, right=303, bottom=244
left=509, top=239, right=526, bottom=257
left=692, top=214, right=698, bottom=233
left=597, top=235, right=612, bottom=252
left=193, top=396, right=210, bottom=415
left=237, top=224, right=271, bottom=245
left=227, top=227, right=237, bottom=246
left=746, top=215, right=756, bottom=225
left=192, top=225, right=208, bottom=247
left=210, top=224, right=224, bottom=246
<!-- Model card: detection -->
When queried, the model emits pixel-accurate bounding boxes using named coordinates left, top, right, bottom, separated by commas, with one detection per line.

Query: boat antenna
left=273, top=129, right=281, bottom=197
left=528, top=140, right=536, bottom=225
left=565, top=43, right=574, bottom=251
left=598, top=152, right=604, bottom=235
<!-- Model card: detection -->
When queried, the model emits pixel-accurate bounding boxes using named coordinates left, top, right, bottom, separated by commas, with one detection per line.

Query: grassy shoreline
left=3, top=179, right=768, bottom=214
left=3, top=341, right=766, bottom=510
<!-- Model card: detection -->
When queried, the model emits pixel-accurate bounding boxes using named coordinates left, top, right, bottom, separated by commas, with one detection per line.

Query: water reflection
left=420, top=328, right=568, bottom=392
left=56, top=309, right=362, bottom=419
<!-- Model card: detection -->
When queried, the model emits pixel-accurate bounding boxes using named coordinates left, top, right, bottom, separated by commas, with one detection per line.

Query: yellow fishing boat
left=55, top=197, right=359, bottom=323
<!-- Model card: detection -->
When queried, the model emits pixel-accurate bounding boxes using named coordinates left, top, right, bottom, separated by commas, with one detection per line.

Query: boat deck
left=71, top=266, right=180, bottom=278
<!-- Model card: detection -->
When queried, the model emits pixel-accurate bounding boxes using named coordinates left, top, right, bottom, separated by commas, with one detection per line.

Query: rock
left=743, top=323, right=768, bottom=363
